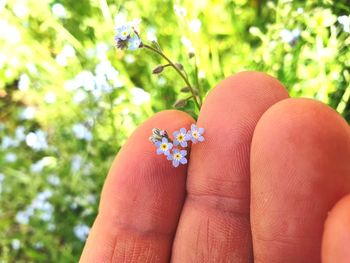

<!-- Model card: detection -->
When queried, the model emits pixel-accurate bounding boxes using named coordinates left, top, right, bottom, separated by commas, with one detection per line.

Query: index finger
left=80, top=110, right=194, bottom=262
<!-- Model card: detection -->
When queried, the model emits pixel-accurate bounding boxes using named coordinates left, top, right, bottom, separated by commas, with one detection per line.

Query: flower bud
left=174, top=99, right=187, bottom=108
left=152, top=65, right=164, bottom=74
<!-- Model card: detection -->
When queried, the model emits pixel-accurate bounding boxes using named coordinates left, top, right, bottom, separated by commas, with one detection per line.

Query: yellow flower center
left=161, top=143, right=168, bottom=150
left=192, top=131, right=198, bottom=138
left=174, top=153, right=181, bottom=160
left=122, top=31, right=128, bottom=37
left=177, top=134, right=184, bottom=141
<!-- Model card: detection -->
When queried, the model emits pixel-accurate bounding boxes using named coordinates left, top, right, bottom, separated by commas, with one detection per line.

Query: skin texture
left=322, top=194, right=350, bottom=263
left=80, top=71, right=350, bottom=262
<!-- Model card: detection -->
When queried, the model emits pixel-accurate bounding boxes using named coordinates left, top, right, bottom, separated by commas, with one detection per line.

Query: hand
left=80, top=72, right=350, bottom=263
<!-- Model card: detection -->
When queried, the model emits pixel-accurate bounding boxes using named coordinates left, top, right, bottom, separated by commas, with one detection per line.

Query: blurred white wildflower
left=5, top=152, right=17, bottom=163
left=56, top=44, right=75, bottom=66
left=189, top=19, right=201, bottom=33
left=73, top=89, right=87, bottom=104
left=0, top=0, right=6, bottom=11
left=0, top=173, right=4, bottom=194
left=72, top=123, right=92, bottom=141
left=146, top=27, right=157, bottom=42
left=157, top=76, right=167, bottom=86
left=47, top=174, right=60, bottom=186
left=198, top=70, right=206, bottom=79
left=15, top=126, right=26, bottom=142
left=48, top=223, right=56, bottom=231
left=280, top=28, right=301, bottom=45
left=71, top=155, right=83, bottom=172
left=62, top=44, right=75, bottom=58
left=131, top=87, right=150, bottom=105
left=30, top=159, right=46, bottom=173
left=13, top=3, right=28, bottom=18
left=34, top=242, right=44, bottom=249
left=96, top=43, right=109, bottom=60
left=55, top=53, right=67, bottom=66
left=124, top=54, right=135, bottom=64
left=52, top=3, right=66, bottom=18
left=74, top=224, right=90, bottom=241
left=1, top=136, right=18, bottom=149
left=76, top=71, right=95, bottom=91
left=44, top=91, right=56, bottom=104
left=18, top=73, right=30, bottom=91
left=11, top=239, right=21, bottom=250
left=174, top=5, right=187, bottom=17
left=338, top=15, right=350, bottom=33
left=20, top=106, right=36, bottom=120
left=15, top=209, right=32, bottom=225
left=181, top=36, right=195, bottom=53
left=26, top=130, right=48, bottom=151
left=0, top=19, right=21, bottom=44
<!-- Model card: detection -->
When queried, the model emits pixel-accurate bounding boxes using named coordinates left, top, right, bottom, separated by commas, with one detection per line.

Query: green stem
left=143, top=44, right=201, bottom=110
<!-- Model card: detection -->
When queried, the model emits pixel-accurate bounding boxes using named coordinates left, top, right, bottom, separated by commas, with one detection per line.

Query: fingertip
left=322, top=194, right=350, bottom=263
left=81, top=110, right=194, bottom=262
left=251, top=97, right=350, bottom=262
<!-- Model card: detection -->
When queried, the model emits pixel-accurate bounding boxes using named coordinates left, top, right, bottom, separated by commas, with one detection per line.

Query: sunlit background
left=0, top=0, right=349, bottom=261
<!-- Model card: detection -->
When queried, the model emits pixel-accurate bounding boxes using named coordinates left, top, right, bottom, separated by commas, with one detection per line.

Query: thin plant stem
left=143, top=44, right=201, bottom=110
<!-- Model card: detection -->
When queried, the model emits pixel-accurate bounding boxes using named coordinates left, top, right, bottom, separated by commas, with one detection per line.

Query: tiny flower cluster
left=114, top=19, right=142, bottom=51
left=149, top=124, right=204, bottom=168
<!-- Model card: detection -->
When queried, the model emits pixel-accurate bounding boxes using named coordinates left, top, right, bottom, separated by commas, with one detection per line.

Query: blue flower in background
left=173, top=127, right=190, bottom=147
left=155, top=137, right=173, bottom=156
left=114, top=19, right=142, bottom=50
left=167, top=149, right=187, bottom=167
left=188, top=124, right=204, bottom=143
left=115, top=25, right=131, bottom=40
left=128, top=36, right=141, bottom=50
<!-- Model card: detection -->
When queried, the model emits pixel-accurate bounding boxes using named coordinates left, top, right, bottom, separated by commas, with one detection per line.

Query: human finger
left=80, top=110, right=194, bottom=262
left=172, top=71, right=289, bottom=262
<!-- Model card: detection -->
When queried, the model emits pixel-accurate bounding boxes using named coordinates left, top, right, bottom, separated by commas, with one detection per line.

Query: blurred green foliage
left=0, top=0, right=349, bottom=261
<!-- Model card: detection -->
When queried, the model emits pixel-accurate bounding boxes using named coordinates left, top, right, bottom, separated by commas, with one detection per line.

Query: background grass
left=0, top=0, right=349, bottom=261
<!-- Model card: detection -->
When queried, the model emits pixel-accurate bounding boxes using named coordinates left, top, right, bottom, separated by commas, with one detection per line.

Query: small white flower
left=74, top=224, right=90, bottom=241
left=20, top=106, right=36, bottom=120
left=47, top=174, right=60, bottom=186
left=15, top=126, right=26, bottom=142
left=18, top=73, right=30, bottom=91
left=52, top=3, right=66, bottom=18
left=189, top=19, right=201, bottom=33
left=174, top=5, right=187, bottom=17
left=44, top=91, right=56, bottom=104
left=26, top=130, right=48, bottom=151
left=72, top=123, right=92, bottom=141
left=71, top=155, right=83, bottom=172
left=11, top=239, right=21, bottom=250
left=15, top=210, right=30, bottom=225
left=338, top=15, right=350, bottom=33
left=1, top=136, right=19, bottom=149
left=131, top=87, right=150, bottom=105
left=5, top=153, right=17, bottom=163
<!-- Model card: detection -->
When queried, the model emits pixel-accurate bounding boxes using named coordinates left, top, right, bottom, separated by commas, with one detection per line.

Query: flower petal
left=191, top=124, right=196, bottom=131
left=180, top=157, right=187, bottom=164
left=172, top=160, right=179, bottom=167
left=198, top=127, right=204, bottom=134
left=156, top=148, right=163, bottom=155
left=180, top=150, right=187, bottom=156
left=198, top=136, right=204, bottom=142
left=180, top=128, right=186, bottom=134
